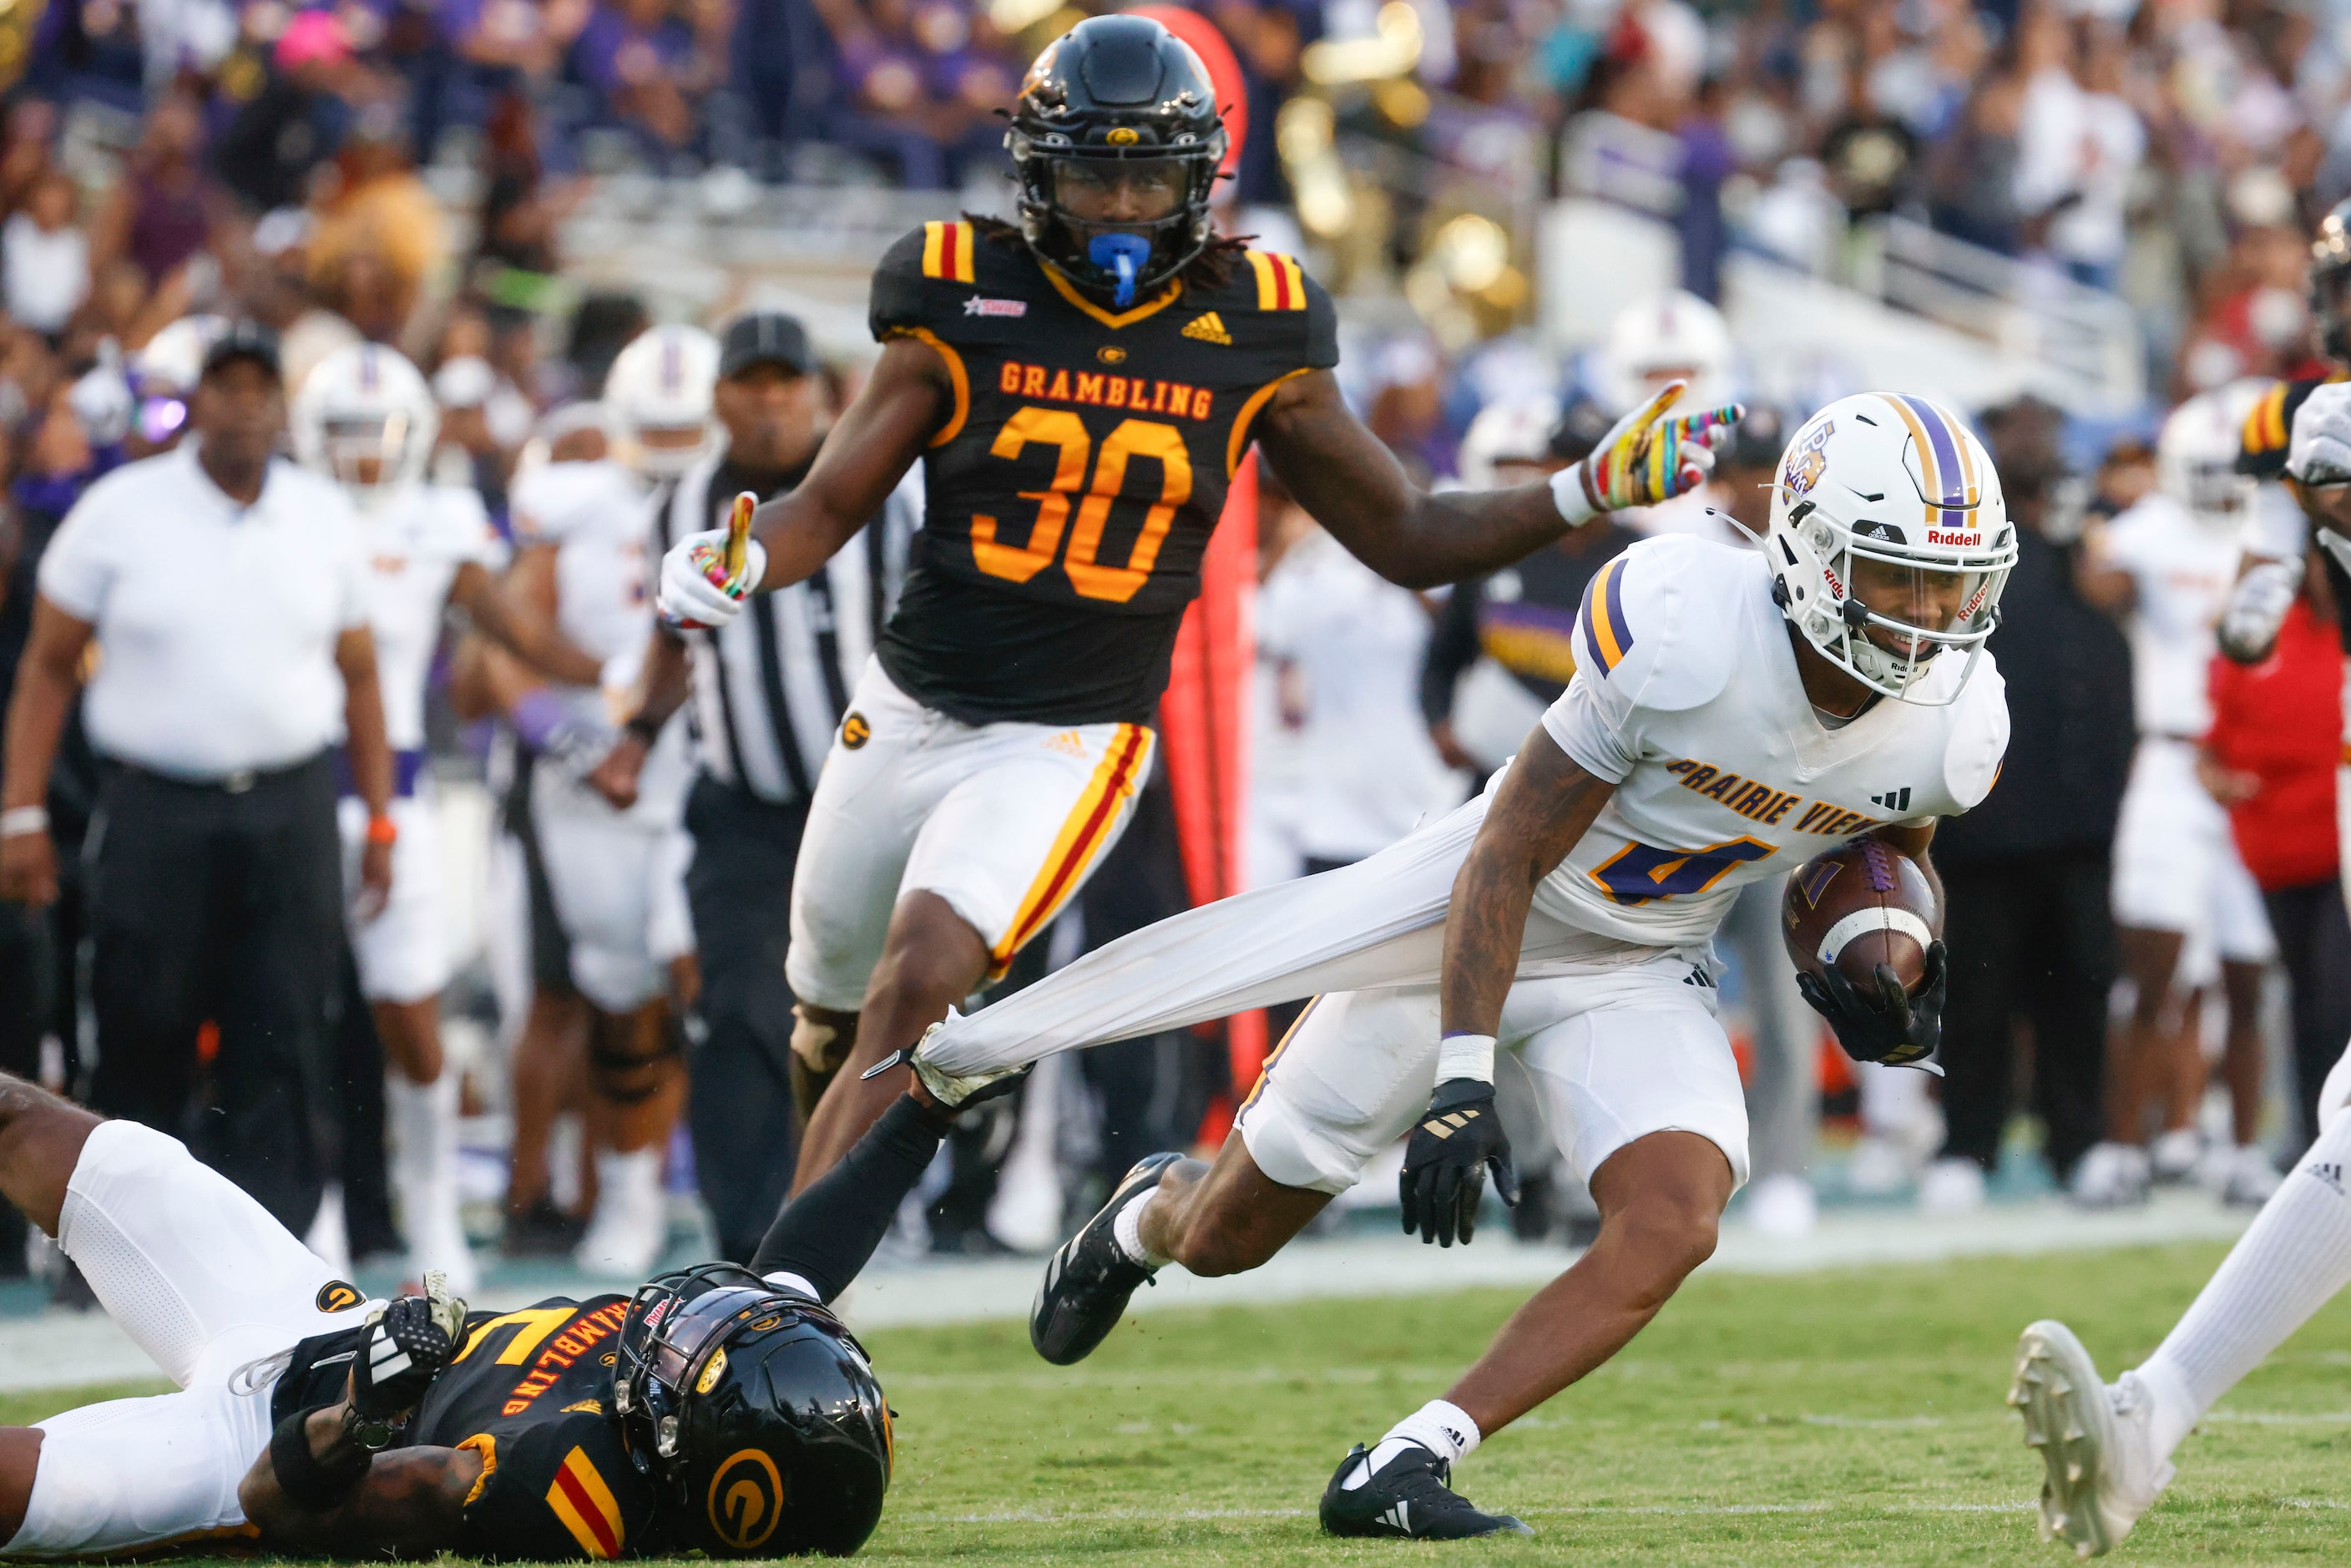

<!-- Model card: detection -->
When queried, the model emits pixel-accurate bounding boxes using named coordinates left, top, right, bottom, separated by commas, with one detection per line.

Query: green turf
left=16, top=1242, right=2351, bottom=1563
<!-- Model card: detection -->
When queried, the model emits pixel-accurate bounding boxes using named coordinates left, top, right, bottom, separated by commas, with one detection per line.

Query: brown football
left=1781, top=837, right=1938, bottom=994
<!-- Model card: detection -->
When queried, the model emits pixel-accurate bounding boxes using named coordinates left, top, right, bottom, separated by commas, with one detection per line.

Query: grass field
left=18, top=1241, right=2351, bottom=1565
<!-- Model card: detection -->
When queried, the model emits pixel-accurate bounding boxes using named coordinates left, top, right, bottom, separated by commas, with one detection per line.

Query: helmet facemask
left=1011, top=137, right=1224, bottom=306
left=1774, top=501, right=2011, bottom=704
left=322, top=409, right=428, bottom=503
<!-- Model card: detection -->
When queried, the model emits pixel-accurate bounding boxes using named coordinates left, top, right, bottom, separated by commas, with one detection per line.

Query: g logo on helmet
left=1106, top=126, right=1140, bottom=145
left=707, top=1449, right=786, bottom=1552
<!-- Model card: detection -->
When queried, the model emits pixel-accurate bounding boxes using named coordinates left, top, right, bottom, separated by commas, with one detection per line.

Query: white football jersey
left=1533, top=535, right=2010, bottom=948
left=355, top=483, right=504, bottom=751
left=508, top=458, right=657, bottom=668
left=2096, top=493, right=2243, bottom=737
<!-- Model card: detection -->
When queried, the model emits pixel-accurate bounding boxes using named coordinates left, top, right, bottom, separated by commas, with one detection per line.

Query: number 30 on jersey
left=970, top=406, right=1191, bottom=604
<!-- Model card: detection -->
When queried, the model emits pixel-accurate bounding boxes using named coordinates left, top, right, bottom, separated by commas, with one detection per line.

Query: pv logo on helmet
left=708, top=1449, right=786, bottom=1551
left=1782, top=417, right=1833, bottom=495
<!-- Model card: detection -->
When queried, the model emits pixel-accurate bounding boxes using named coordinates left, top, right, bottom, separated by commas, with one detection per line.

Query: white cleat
left=2219, top=1145, right=2281, bottom=1208
left=1919, top=1156, right=1988, bottom=1216
left=1743, top=1171, right=1818, bottom=1237
left=574, top=1149, right=669, bottom=1279
left=2070, top=1143, right=2151, bottom=1209
left=2148, top=1128, right=2202, bottom=1186
left=2010, top=1320, right=2173, bottom=1557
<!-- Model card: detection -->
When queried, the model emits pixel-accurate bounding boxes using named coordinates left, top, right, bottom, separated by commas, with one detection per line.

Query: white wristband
left=1436, top=1032, right=1496, bottom=1085
left=0, top=806, right=48, bottom=839
left=1548, top=464, right=1597, bottom=528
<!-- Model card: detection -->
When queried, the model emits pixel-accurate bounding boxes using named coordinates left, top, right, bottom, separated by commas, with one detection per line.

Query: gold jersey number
left=969, top=407, right=1193, bottom=604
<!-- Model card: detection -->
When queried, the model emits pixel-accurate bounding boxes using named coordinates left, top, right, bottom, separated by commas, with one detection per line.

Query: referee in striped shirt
left=590, top=311, right=912, bottom=1262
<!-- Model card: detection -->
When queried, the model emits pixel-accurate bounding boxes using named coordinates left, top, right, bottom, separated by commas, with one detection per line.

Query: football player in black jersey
left=2218, top=195, right=2351, bottom=665
left=0, top=1065, right=993, bottom=1556
left=656, top=13, right=1741, bottom=1194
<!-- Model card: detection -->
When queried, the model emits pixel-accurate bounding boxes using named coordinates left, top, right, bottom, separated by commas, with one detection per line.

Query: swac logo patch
left=841, top=713, right=871, bottom=750
left=707, top=1449, right=786, bottom=1551
left=316, top=1281, right=364, bottom=1313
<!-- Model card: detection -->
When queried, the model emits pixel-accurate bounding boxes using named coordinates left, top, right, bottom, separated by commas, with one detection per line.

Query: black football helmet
left=2313, top=196, right=2351, bottom=363
left=1007, top=14, right=1228, bottom=308
left=615, top=1263, right=892, bottom=1557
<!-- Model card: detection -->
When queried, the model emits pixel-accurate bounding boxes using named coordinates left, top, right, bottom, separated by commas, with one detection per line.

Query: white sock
left=1342, top=1400, right=1482, bottom=1489
left=387, top=1073, right=458, bottom=1205
left=1110, top=1190, right=1170, bottom=1269
left=2132, top=1114, right=2351, bottom=1462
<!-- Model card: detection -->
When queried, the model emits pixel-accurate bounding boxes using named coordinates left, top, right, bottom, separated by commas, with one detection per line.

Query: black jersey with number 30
left=872, top=220, right=1337, bottom=725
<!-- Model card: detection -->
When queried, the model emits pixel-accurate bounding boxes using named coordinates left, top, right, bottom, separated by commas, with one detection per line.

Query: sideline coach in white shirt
left=0, top=321, right=395, bottom=1232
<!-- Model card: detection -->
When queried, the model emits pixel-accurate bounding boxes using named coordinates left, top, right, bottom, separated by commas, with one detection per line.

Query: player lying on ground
left=847, top=394, right=2014, bottom=1538
left=2010, top=382, right=2351, bottom=1560
left=0, top=1065, right=999, bottom=1559
left=653, top=13, right=1742, bottom=1210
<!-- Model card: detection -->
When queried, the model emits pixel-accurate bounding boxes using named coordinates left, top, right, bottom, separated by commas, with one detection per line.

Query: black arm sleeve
left=750, top=1094, right=953, bottom=1301
left=1420, top=579, right=1483, bottom=726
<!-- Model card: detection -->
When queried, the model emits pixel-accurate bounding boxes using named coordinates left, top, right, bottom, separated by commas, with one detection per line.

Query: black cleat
left=1029, top=1151, right=1181, bottom=1365
left=1319, top=1444, right=1533, bottom=1540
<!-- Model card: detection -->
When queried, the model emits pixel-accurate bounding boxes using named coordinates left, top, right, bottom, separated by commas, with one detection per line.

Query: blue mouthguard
left=1088, top=233, right=1153, bottom=308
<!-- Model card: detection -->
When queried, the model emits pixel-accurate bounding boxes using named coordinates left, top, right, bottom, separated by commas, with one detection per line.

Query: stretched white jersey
left=355, top=483, right=504, bottom=751
left=2096, top=493, right=2242, bottom=737
left=508, top=458, right=656, bottom=668
left=1534, top=535, right=2010, bottom=948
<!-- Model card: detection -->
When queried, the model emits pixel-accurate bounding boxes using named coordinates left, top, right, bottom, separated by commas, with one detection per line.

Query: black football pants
left=681, top=773, right=807, bottom=1263
left=2264, top=880, right=2351, bottom=1151
left=1935, top=851, right=2113, bottom=1183
left=85, top=754, right=343, bottom=1233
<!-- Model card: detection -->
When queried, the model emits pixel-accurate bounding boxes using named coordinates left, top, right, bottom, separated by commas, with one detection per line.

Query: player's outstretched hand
left=350, top=1272, right=470, bottom=1431
left=1551, top=380, right=1745, bottom=526
left=1399, top=1078, right=1519, bottom=1248
left=1796, top=940, right=1948, bottom=1071
left=658, top=526, right=767, bottom=630
left=864, top=1020, right=1032, bottom=1113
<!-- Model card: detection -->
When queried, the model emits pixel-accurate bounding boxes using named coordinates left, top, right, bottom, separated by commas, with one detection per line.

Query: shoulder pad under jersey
left=1224, top=249, right=1341, bottom=370
left=869, top=220, right=991, bottom=343
left=1572, top=534, right=1747, bottom=712
left=1939, top=652, right=2010, bottom=813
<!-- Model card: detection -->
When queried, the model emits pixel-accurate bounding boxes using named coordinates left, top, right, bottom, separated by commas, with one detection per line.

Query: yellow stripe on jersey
left=886, top=326, right=969, bottom=447
left=547, top=1446, right=625, bottom=1560
left=1226, top=367, right=1312, bottom=476
left=1581, top=556, right=1631, bottom=674
left=1246, top=250, right=1307, bottom=311
left=989, top=725, right=1154, bottom=973
left=1237, top=995, right=1322, bottom=1116
left=459, top=1434, right=498, bottom=1508
left=921, top=220, right=976, bottom=284
left=2245, top=382, right=2290, bottom=453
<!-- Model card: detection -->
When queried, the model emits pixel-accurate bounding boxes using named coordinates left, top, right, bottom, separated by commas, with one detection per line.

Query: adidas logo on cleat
left=1182, top=311, right=1232, bottom=345
left=1378, top=1504, right=1411, bottom=1534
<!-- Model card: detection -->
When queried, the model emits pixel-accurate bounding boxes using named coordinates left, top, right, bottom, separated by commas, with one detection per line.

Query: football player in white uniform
left=2012, top=383, right=2351, bottom=1556
left=2075, top=385, right=2279, bottom=1208
left=876, top=393, right=2013, bottom=1536
left=292, top=343, right=609, bottom=1292
left=490, top=326, right=711, bottom=1277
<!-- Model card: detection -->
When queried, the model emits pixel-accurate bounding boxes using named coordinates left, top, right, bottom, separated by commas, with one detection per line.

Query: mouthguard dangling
left=1088, top=233, right=1153, bottom=307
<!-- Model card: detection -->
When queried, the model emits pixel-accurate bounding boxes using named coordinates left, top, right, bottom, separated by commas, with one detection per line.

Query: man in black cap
left=590, top=311, right=911, bottom=1262
left=0, top=321, right=397, bottom=1232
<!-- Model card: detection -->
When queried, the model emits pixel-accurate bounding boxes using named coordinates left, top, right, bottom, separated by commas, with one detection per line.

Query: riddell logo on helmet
left=1928, top=528, right=1980, bottom=546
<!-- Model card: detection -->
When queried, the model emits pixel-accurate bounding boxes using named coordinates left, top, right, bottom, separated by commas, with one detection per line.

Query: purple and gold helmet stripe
left=1878, top=393, right=1979, bottom=534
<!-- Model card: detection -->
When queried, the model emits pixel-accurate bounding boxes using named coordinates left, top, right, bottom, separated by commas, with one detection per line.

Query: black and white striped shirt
left=660, top=451, right=918, bottom=805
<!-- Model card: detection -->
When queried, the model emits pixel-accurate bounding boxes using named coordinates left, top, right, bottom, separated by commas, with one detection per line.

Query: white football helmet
left=291, top=342, right=439, bottom=504
left=1601, top=290, right=1735, bottom=415
left=606, top=324, right=720, bottom=478
left=1458, top=396, right=1560, bottom=491
left=1765, top=392, right=2017, bottom=704
left=2157, top=381, right=2264, bottom=528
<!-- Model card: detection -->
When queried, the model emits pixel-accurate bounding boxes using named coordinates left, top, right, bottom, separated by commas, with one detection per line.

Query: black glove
left=349, top=1276, right=468, bottom=1439
left=1398, top=1078, right=1519, bottom=1247
left=1795, top=939, right=1947, bottom=1070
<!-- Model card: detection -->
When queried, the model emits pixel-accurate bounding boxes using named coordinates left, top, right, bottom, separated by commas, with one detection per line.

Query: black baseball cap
left=200, top=319, right=282, bottom=381
left=719, top=311, right=812, bottom=379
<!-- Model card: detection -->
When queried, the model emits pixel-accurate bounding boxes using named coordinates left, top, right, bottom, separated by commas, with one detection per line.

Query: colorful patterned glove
left=657, top=527, right=767, bottom=631
left=1550, top=381, right=1744, bottom=526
